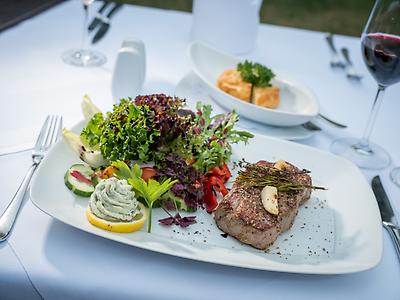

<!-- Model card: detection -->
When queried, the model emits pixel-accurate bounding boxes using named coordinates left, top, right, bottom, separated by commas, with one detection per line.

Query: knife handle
left=384, top=222, right=400, bottom=260
left=107, top=3, right=122, bottom=18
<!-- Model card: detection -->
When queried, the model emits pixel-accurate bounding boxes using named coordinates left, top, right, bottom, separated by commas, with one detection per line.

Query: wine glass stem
left=359, top=85, right=386, bottom=148
left=82, top=4, right=89, bottom=51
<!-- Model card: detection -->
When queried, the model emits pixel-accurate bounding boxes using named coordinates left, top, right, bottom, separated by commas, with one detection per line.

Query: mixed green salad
left=63, top=94, right=253, bottom=232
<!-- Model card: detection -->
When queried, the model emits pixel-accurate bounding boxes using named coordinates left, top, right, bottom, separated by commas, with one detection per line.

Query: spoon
left=302, top=121, right=321, bottom=131
left=318, top=113, right=347, bottom=128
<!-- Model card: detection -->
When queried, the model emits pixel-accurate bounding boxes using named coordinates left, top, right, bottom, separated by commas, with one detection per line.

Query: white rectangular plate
left=30, top=121, right=382, bottom=274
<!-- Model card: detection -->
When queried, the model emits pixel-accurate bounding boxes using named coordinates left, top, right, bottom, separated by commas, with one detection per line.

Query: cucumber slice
left=64, top=164, right=95, bottom=197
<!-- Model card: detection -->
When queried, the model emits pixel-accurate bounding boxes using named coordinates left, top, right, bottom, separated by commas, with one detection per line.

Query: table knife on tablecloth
left=88, top=1, right=111, bottom=32
left=92, top=3, right=123, bottom=44
left=371, top=175, right=400, bottom=260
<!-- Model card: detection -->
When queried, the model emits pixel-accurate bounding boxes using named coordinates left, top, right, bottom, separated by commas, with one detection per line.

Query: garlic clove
left=274, top=160, right=288, bottom=171
left=261, top=185, right=279, bottom=215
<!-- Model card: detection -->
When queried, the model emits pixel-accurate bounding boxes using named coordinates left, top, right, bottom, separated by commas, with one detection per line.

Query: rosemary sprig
left=236, top=163, right=326, bottom=192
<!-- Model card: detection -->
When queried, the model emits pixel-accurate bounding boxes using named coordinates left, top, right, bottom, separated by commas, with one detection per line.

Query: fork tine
left=34, top=115, right=51, bottom=150
left=50, top=116, right=63, bottom=145
left=45, top=115, right=60, bottom=149
left=41, top=115, right=56, bottom=150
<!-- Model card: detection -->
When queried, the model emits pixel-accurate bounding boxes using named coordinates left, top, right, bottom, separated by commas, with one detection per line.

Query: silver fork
left=341, top=47, right=363, bottom=80
left=325, top=33, right=346, bottom=68
left=0, top=115, right=62, bottom=241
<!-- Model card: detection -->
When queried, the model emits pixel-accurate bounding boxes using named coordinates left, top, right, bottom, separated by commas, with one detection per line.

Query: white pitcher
left=191, top=0, right=263, bottom=54
left=111, top=38, right=146, bottom=103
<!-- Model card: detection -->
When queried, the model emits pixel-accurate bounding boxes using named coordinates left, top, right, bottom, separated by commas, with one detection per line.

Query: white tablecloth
left=1, top=1, right=400, bottom=299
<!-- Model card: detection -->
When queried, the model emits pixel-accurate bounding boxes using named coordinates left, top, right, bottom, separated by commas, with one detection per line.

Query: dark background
left=1, top=0, right=375, bottom=36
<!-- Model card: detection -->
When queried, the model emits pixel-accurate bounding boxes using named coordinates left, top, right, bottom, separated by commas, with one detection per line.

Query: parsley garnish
left=237, top=60, right=275, bottom=103
left=112, top=161, right=177, bottom=233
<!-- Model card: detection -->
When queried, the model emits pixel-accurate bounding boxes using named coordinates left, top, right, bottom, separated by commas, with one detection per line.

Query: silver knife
left=92, top=3, right=123, bottom=44
left=88, top=1, right=111, bottom=32
left=371, top=175, right=400, bottom=260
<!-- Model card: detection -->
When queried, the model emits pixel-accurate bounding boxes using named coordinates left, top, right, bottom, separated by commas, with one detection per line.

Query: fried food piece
left=216, top=69, right=280, bottom=109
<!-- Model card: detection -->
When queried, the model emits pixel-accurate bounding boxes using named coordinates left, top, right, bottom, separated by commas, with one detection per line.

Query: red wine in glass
left=331, top=0, right=400, bottom=170
left=362, top=33, right=400, bottom=86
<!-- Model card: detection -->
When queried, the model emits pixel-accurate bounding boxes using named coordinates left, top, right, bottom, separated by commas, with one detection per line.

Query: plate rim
left=30, top=121, right=383, bottom=275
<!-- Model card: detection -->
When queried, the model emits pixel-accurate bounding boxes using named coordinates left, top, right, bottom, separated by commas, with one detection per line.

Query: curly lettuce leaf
left=80, top=99, right=161, bottom=162
left=101, top=100, right=160, bottom=162
left=80, top=112, right=104, bottom=150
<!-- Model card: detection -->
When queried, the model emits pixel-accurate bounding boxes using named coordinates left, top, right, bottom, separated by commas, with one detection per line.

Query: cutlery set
left=326, top=33, right=363, bottom=81
left=88, top=1, right=122, bottom=44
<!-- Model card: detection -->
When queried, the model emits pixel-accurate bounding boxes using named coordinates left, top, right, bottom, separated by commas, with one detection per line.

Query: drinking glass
left=62, top=0, right=106, bottom=67
left=331, top=0, right=400, bottom=169
left=391, top=167, right=400, bottom=186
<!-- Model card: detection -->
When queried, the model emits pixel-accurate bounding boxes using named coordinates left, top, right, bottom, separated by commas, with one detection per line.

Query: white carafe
left=111, top=38, right=146, bottom=103
left=191, top=0, right=263, bottom=54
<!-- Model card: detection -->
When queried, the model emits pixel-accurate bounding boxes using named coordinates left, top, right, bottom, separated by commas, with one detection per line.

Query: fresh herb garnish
left=237, top=60, right=275, bottom=103
left=112, top=160, right=177, bottom=232
left=236, top=163, right=326, bottom=192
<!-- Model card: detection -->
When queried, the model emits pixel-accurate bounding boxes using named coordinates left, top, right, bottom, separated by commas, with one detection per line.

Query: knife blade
left=88, top=1, right=110, bottom=32
left=92, top=3, right=123, bottom=44
left=371, top=175, right=397, bottom=225
left=371, top=175, right=400, bottom=260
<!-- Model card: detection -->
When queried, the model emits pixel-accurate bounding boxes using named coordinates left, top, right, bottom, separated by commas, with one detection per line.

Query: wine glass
left=331, top=0, right=400, bottom=169
left=62, top=0, right=106, bottom=67
left=391, top=167, right=400, bottom=186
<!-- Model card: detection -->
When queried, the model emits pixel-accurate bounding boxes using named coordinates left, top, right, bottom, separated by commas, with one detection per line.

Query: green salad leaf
left=81, top=99, right=160, bottom=162
left=80, top=112, right=104, bottom=150
left=79, top=95, right=253, bottom=212
left=111, top=160, right=140, bottom=179
left=112, top=160, right=177, bottom=232
left=170, top=103, right=254, bottom=174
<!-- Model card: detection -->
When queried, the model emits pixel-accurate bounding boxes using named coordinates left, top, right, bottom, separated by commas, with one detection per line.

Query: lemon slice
left=86, top=202, right=147, bottom=233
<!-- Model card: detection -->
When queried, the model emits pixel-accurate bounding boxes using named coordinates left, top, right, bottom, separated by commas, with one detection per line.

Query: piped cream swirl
left=89, top=178, right=138, bottom=222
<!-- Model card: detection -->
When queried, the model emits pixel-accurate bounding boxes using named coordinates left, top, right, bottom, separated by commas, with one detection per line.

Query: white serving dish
left=174, top=72, right=316, bottom=141
left=189, top=41, right=320, bottom=127
left=30, top=121, right=382, bottom=274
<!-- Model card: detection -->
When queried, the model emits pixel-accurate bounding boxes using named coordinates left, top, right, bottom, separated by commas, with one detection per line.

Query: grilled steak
left=214, top=160, right=312, bottom=250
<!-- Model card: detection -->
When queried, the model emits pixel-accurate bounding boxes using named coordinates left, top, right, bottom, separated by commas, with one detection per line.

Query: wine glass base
left=330, top=137, right=391, bottom=170
left=62, top=49, right=106, bottom=67
left=390, top=168, right=400, bottom=187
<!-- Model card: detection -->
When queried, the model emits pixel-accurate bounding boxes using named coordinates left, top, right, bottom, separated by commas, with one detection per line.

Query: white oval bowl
left=189, top=41, right=319, bottom=127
